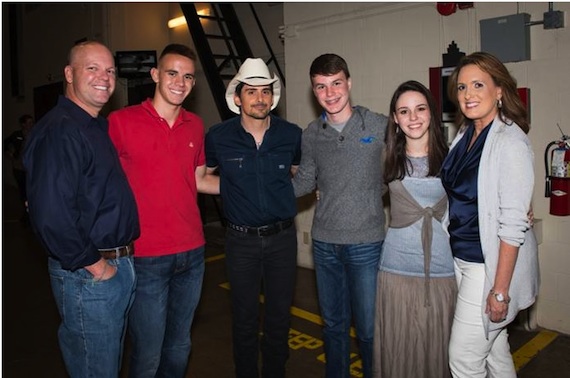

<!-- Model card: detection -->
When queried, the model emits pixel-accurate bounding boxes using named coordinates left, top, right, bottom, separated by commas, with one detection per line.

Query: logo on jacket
left=360, top=136, right=376, bottom=144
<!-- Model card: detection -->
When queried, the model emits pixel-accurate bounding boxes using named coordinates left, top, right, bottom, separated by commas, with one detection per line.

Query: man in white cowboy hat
left=205, top=58, right=302, bottom=378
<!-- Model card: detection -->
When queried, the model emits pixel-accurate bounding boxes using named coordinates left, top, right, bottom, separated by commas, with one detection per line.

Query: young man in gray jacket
left=292, top=53, right=388, bottom=378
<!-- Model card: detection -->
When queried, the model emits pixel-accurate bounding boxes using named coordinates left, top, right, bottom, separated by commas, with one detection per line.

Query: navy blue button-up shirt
left=205, top=115, right=302, bottom=227
left=23, top=96, right=140, bottom=270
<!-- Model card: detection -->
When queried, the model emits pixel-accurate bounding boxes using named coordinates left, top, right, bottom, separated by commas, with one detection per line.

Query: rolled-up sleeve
left=497, top=137, right=534, bottom=246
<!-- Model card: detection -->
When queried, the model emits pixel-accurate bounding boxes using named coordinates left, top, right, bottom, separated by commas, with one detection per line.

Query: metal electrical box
left=480, top=13, right=531, bottom=63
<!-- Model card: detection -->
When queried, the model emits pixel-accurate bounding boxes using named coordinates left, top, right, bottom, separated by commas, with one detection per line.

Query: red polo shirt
left=108, top=99, right=206, bottom=257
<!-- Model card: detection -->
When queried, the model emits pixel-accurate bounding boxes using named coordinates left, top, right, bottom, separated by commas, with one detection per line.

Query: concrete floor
left=3, top=183, right=570, bottom=377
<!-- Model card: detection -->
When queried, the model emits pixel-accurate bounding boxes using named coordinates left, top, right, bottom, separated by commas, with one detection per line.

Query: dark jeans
left=225, top=225, right=297, bottom=378
left=128, top=247, right=205, bottom=378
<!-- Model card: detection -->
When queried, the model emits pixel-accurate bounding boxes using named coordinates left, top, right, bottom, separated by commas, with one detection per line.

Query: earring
left=497, top=99, right=503, bottom=108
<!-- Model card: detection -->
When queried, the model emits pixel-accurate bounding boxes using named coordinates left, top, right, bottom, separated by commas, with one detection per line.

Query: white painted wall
left=283, top=2, right=570, bottom=334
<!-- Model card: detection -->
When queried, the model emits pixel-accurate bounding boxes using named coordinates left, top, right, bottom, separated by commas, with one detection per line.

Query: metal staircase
left=179, top=3, right=284, bottom=121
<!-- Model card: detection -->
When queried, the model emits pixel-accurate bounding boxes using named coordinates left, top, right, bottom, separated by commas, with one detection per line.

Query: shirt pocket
left=265, top=152, right=292, bottom=175
left=221, top=153, right=254, bottom=183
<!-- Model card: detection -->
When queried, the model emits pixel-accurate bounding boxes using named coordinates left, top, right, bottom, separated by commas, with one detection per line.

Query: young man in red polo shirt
left=108, top=44, right=219, bottom=378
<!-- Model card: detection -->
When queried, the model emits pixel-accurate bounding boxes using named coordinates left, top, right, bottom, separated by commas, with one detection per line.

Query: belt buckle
left=99, top=243, right=132, bottom=259
left=110, top=246, right=122, bottom=259
left=257, top=225, right=271, bottom=237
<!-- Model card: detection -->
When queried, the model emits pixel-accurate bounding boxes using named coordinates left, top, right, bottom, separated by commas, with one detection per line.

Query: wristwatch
left=490, top=289, right=510, bottom=304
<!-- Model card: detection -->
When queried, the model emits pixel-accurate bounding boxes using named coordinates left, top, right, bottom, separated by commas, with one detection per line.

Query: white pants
left=449, top=258, right=516, bottom=378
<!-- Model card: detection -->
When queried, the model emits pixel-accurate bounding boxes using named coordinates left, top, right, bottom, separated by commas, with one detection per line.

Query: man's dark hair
left=159, top=44, right=196, bottom=62
left=19, top=114, right=33, bottom=125
left=309, top=53, right=350, bottom=79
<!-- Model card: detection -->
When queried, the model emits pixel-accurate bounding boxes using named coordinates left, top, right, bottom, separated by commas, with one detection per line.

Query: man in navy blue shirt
left=23, top=41, right=139, bottom=378
left=205, top=58, right=302, bottom=378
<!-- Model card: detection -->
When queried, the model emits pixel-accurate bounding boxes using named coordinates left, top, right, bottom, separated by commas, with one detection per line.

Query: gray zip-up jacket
left=293, top=106, right=388, bottom=244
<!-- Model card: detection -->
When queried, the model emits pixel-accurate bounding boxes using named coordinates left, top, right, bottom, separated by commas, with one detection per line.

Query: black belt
left=98, top=242, right=134, bottom=259
left=227, top=219, right=293, bottom=237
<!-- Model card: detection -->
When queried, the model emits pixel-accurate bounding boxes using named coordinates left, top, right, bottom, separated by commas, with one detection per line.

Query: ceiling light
left=168, top=16, right=186, bottom=29
left=168, top=9, right=210, bottom=29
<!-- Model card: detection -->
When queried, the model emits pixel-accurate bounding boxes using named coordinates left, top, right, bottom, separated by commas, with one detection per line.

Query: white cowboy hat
left=225, top=58, right=281, bottom=114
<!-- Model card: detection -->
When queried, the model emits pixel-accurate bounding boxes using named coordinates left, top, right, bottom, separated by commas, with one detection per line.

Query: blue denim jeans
left=312, top=240, right=383, bottom=378
left=225, top=225, right=297, bottom=378
left=128, top=247, right=205, bottom=378
left=48, top=256, right=136, bottom=378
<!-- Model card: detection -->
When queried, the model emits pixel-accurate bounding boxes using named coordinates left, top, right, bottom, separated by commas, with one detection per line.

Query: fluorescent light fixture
left=197, top=8, right=210, bottom=16
left=168, top=9, right=210, bottom=29
left=168, top=16, right=186, bottom=29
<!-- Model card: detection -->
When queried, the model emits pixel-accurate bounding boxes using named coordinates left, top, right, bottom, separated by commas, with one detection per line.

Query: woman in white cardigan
left=440, top=52, right=539, bottom=378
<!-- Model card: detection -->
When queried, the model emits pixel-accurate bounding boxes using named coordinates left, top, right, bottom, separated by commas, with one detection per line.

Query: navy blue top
left=23, top=96, right=140, bottom=271
left=205, top=114, right=302, bottom=227
left=440, top=123, right=492, bottom=263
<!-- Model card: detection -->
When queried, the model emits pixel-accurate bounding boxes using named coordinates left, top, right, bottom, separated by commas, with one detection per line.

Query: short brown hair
left=309, top=53, right=350, bottom=79
left=158, top=44, right=196, bottom=63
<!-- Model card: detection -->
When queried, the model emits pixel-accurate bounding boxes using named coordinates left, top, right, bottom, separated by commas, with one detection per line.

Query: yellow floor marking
left=290, top=306, right=324, bottom=326
left=218, top=282, right=357, bottom=337
left=217, top=280, right=556, bottom=371
left=513, top=329, right=558, bottom=372
left=205, top=253, right=225, bottom=263
left=206, top=250, right=559, bottom=370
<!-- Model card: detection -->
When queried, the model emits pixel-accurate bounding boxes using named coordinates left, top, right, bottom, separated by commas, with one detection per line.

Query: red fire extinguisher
left=545, top=124, right=570, bottom=216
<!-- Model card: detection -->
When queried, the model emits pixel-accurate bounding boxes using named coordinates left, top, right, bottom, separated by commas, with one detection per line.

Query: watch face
left=496, top=293, right=505, bottom=302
